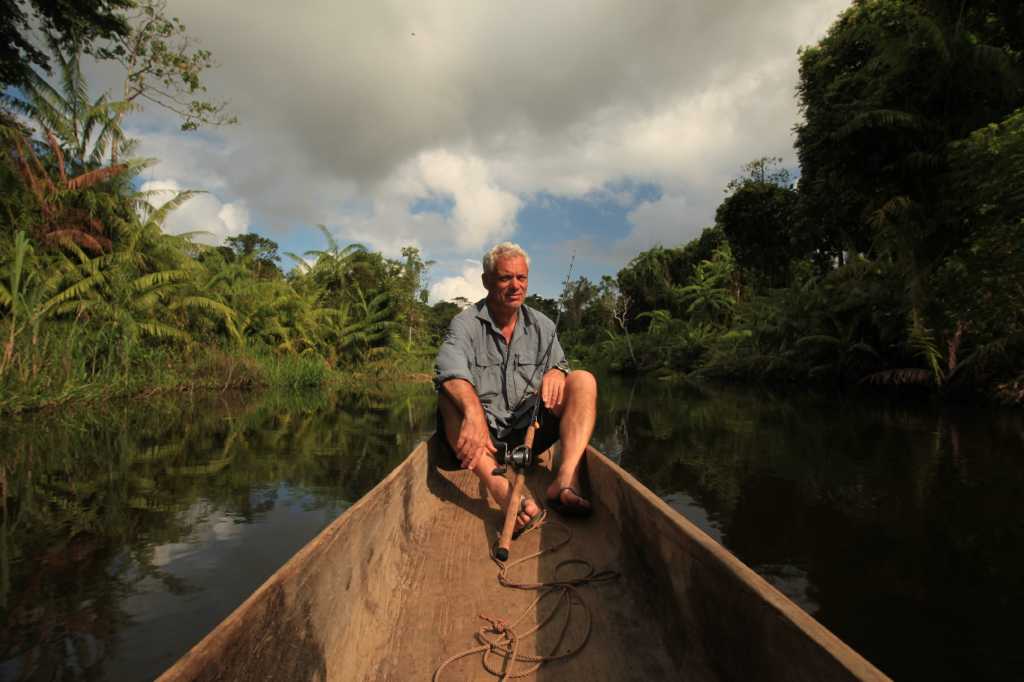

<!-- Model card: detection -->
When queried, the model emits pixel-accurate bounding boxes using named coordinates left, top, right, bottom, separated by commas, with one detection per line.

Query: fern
left=907, top=309, right=943, bottom=385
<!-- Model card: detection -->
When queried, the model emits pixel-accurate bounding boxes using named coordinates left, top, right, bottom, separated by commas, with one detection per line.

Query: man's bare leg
left=438, top=392, right=542, bottom=526
left=547, top=370, right=598, bottom=510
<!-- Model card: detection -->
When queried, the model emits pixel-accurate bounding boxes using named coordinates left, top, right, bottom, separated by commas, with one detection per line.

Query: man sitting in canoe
left=435, top=242, right=597, bottom=534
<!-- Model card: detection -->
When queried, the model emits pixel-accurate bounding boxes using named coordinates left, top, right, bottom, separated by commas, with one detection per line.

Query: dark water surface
left=2, top=378, right=1022, bottom=681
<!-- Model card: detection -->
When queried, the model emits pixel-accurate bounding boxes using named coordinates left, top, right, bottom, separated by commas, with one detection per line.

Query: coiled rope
left=433, top=519, right=619, bottom=681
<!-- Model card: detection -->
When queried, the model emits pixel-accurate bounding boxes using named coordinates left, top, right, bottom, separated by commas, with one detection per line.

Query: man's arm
left=441, top=378, right=496, bottom=470
left=434, top=317, right=495, bottom=470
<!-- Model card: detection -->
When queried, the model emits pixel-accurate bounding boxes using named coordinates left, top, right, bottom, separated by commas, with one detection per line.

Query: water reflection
left=590, top=375, right=1024, bottom=682
left=0, top=384, right=437, bottom=681
left=2, top=377, right=1023, bottom=681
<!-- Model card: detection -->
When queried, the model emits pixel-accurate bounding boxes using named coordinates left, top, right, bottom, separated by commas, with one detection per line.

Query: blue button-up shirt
left=434, top=299, right=570, bottom=437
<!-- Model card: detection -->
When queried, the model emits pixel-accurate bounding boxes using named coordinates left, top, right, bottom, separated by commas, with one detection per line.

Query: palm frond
left=834, top=110, right=928, bottom=139
left=41, top=272, right=107, bottom=312
left=142, top=190, right=199, bottom=228
left=173, top=296, right=237, bottom=321
left=47, top=230, right=111, bottom=254
left=138, top=322, right=191, bottom=342
left=43, top=128, right=68, bottom=184
left=907, top=309, right=942, bottom=384
left=315, top=224, right=339, bottom=254
left=869, top=195, right=915, bottom=230
left=284, top=252, right=312, bottom=273
left=132, top=269, right=190, bottom=291
left=796, top=335, right=840, bottom=348
left=861, top=368, right=932, bottom=386
left=66, top=164, right=129, bottom=191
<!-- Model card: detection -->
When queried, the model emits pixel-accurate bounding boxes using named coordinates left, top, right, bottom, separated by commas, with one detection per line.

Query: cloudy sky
left=93, top=0, right=850, bottom=301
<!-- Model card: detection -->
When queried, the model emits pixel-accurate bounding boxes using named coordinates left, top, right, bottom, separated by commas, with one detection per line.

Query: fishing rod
left=494, top=252, right=575, bottom=562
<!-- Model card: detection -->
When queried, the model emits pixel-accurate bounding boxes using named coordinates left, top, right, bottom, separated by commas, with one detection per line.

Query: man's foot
left=512, top=497, right=546, bottom=538
left=546, top=485, right=593, bottom=517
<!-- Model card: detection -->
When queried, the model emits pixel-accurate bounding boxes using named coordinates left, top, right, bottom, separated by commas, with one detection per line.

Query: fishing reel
left=491, top=443, right=533, bottom=475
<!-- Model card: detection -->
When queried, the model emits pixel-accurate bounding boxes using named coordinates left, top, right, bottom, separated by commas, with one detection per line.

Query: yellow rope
left=433, top=520, right=619, bottom=681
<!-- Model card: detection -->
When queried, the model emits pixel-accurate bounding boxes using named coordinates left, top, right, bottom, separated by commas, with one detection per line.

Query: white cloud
left=330, top=149, right=520, bottom=257
left=141, top=179, right=249, bottom=245
left=429, top=261, right=486, bottom=304
left=92, top=0, right=849, bottom=278
left=624, top=192, right=711, bottom=251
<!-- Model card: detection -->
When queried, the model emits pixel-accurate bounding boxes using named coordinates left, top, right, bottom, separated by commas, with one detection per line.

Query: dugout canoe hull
left=158, top=435, right=890, bottom=681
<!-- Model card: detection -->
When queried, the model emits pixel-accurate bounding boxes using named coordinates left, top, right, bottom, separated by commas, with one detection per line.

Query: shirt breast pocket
left=515, top=356, right=543, bottom=396
left=472, top=349, right=503, bottom=400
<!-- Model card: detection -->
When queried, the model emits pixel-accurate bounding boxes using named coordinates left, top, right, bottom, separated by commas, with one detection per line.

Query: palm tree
left=301, top=224, right=368, bottom=308
left=10, top=37, right=133, bottom=171
left=675, top=244, right=737, bottom=326
left=6, top=127, right=131, bottom=253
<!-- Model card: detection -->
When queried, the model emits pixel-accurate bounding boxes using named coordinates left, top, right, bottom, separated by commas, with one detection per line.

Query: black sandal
left=546, top=486, right=593, bottom=518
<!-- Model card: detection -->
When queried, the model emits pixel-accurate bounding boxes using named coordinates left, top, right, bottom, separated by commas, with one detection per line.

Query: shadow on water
left=589, top=374, right=1024, bottom=682
left=0, top=383, right=437, bottom=681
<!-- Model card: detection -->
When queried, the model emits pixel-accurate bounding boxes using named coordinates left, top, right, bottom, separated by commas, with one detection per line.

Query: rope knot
left=479, top=614, right=508, bottom=633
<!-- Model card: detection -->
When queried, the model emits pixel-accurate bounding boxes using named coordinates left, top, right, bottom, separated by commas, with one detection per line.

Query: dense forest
left=551, top=0, right=1024, bottom=404
left=2, top=0, right=1022, bottom=414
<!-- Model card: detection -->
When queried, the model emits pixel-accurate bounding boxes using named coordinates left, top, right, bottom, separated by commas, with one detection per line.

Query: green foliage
left=0, top=0, right=131, bottom=89
left=94, top=0, right=236, bottom=136
left=224, top=232, right=282, bottom=279
left=263, top=353, right=328, bottom=389
left=795, top=0, right=1024, bottom=264
left=716, top=158, right=803, bottom=288
left=584, top=0, right=1019, bottom=402
left=616, top=227, right=727, bottom=324
left=675, top=243, right=738, bottom=326
left=524, top=293, right=557, bottom=320
left=0, top=54, right=439, bottom=413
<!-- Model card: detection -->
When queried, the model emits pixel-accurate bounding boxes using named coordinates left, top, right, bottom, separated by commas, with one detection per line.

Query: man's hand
left=455, top=411, right=496, bottom=471
left=540, top=368, right=566, bottom=410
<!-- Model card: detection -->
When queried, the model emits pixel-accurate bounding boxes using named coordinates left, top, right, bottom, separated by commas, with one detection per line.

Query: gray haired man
left=435, top=242, right=598, bottom=534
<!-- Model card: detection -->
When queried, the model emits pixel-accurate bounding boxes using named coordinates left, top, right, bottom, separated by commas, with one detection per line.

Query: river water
left=1, top=377, right=1021, bottom=681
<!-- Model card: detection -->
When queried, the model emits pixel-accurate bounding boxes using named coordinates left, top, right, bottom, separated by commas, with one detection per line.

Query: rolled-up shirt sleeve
left=434, top=318, right=475, bottom=391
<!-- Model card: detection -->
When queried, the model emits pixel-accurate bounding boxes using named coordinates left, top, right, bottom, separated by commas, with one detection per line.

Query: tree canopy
left=0, top=0, right=131, bottom=89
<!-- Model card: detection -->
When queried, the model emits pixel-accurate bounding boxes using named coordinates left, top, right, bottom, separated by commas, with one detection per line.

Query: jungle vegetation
left=2, top=0, right=1022, bottom=412
left=557, top=0, right=1024, bottom=404
left=0, top=3, right=454, bottom=414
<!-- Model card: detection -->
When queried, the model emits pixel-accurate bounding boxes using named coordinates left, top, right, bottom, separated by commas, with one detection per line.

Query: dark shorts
left=437, top=397, right=561, bottom=466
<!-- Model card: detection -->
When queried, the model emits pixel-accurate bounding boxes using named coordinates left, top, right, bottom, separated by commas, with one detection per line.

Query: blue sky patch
left=410, top=193, right=455, bottom=218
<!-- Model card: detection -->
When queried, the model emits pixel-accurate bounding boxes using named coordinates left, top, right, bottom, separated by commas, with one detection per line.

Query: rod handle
left=523, top=419, right=539, bottom=450
left=496, top=470, right=526, bottom=561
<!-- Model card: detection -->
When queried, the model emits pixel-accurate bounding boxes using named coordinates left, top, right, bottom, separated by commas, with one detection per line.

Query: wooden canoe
left=158, top=435, right=890, bottom=681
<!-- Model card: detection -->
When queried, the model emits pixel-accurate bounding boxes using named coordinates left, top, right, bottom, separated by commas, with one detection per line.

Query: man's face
left=483, top=256, right=529, bottom=313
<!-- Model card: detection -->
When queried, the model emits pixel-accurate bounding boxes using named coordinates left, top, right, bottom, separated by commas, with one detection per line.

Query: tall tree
left=795, top=0, right=1024, bottom=266
left=95, top=0, right=236, bottom=161
left=715, top=157, right=801, bottom=288
left=560, top=276, right=597, bottom=331
left=10, top=38, right=131, bottom=170
left=224, top=233, right=282, bottom=279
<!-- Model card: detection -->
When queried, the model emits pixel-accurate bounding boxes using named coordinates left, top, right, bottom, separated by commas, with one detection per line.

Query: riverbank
left=568, top=332, right=1024, bottom=408
left=0, top=344, right=436, bottom=416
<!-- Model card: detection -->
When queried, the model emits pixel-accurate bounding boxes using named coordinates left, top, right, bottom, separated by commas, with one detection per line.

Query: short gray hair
left=482, top=242, right=530, bottom=275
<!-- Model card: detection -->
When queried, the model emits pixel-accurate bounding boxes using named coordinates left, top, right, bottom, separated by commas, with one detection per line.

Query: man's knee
left=566, top=369, right=597, bottom=398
